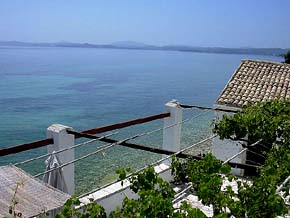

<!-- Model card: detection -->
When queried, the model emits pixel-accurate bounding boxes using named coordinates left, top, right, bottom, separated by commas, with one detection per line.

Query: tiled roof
left=216, top=60, right=290, bottom=108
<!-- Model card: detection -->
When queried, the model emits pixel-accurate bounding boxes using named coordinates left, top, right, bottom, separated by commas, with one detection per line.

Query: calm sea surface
left=0, top=47, right=282, bottom=193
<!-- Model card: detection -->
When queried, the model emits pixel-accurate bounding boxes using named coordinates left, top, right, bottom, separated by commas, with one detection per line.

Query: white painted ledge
left=78, top=163, right=171, bottom=212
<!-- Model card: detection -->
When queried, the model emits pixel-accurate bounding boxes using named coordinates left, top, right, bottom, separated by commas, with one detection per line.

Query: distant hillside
left=0, top=41, right=117, bottom=49
left=0, top=40, right=288, bottom=57
left=110, top=41, right=155, bottom=49
left=161, top=45, right=289, bottom=57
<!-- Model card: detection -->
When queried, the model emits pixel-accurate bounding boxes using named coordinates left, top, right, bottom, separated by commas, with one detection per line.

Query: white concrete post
left=47, top=124, right=75, bottom=195
left=162, top=100, right=183, bottom=156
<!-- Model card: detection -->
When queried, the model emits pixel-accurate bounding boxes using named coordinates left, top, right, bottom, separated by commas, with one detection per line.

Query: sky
left=0, top=0, right=290, bottom=48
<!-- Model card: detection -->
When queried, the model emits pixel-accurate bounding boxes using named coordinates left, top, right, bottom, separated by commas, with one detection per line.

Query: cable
left=128, top=110, right=211, bottom=140
left=68, top=110, right=211, bottom=147
left=172, top=184, right=193, bottom=203
left=14, top=132, right=119, bottom=167
left=171, top=141, right=263, bottom=205
left=247, top=149, right=266, bottom=159
left=276, top=175, right=290, bottom=193
left=79, top=134, right=217, bottom=198
left=222, top=140, right=262, bottom=165
left=34, top=140, right=119, bottom=178
left=246, top=159, right=263, bottom=166
left=17, top=109, right=209, bottom=169
left=179, top=103, right=239, bottom=113
left=34, top=111, right=210, bottom=178
left=223, top=148, right=247, bottom=165
left=172, top=141, right=262, bottom=204
left=33, top=111, right=212, bottom=178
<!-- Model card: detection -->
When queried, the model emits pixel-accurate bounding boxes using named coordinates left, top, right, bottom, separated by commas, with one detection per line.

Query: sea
left=0, top=46, right=282, bottom=194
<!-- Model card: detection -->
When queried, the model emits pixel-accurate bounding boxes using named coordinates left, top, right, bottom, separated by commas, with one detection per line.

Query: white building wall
left=212, top=104, right=246, bottom=176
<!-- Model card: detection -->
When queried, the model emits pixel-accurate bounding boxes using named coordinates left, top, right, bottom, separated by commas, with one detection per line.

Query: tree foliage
left=285, top=51, right=290, bottom=64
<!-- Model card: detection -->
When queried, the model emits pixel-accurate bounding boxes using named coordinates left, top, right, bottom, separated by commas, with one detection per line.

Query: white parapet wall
left=212, top=104, right=246, bottom=176
left=79, top=163, right=173, bottom=214
left=78, top=163, right=248, bottom=217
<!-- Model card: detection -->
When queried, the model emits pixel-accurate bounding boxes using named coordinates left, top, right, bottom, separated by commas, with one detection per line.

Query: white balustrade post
left=47, top=124, right=75, bottom=195
left=162, top=100, right=182, bottom=162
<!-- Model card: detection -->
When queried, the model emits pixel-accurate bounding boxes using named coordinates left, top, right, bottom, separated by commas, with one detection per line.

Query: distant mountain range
left=0, top=40, right=289, bottom=57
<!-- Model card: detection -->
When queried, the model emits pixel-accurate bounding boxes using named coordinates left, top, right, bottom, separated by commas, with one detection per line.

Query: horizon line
left=0, top=40, right=289, bottom=50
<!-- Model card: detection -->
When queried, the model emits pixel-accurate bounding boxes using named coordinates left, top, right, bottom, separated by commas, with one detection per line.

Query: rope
left=79, top=134, right=217, bottom=198
left=13, top=132, right=118, bottom=166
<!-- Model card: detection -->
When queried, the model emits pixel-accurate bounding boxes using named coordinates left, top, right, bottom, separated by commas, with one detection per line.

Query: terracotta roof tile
left=216, top=60, right=290, bottom=108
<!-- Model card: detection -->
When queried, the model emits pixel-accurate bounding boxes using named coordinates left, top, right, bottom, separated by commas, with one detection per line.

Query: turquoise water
left=0, top=46, right=282, bottom=193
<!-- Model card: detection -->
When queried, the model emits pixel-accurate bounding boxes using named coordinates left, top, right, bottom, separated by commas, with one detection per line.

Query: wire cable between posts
left=13, top=132, right=119, bottom=167
left=124, top=110, right=211, bottom=142
left=172, top=184, right=193, bottom=203
left=247, top=149, right=266, bottom=159
left=33, top=110, right=211, bottom=178
left=179, top=103, right=239, bottom=113
left=276, top=175, right=290, bottom=193
left=79, top=134, right=217, bottom=198
left=171, top=139, right=263, bottom=203
left=222, top=140, right=262, bottom=165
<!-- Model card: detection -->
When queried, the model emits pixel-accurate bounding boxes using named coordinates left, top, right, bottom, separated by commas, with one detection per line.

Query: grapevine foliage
left=210, top=100, right=290, bottom=217
left=57, top=167, right=206, bottom=218
left=56, top=100, right=290, bottom=217
left=55, top=197, right=106, bottom=218
left=213, top=100, right=290, bottom=146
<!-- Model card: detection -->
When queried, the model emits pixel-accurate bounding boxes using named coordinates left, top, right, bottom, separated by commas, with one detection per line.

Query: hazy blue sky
left=0, top=0, right=289, bottom=48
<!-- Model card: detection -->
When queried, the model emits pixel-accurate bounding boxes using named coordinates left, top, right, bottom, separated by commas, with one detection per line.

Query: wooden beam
left=0, top=139, right=53, bottom=157
left=80, top=112, right=170, bottom=136
left=0, top=112, right=170, bottom=157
